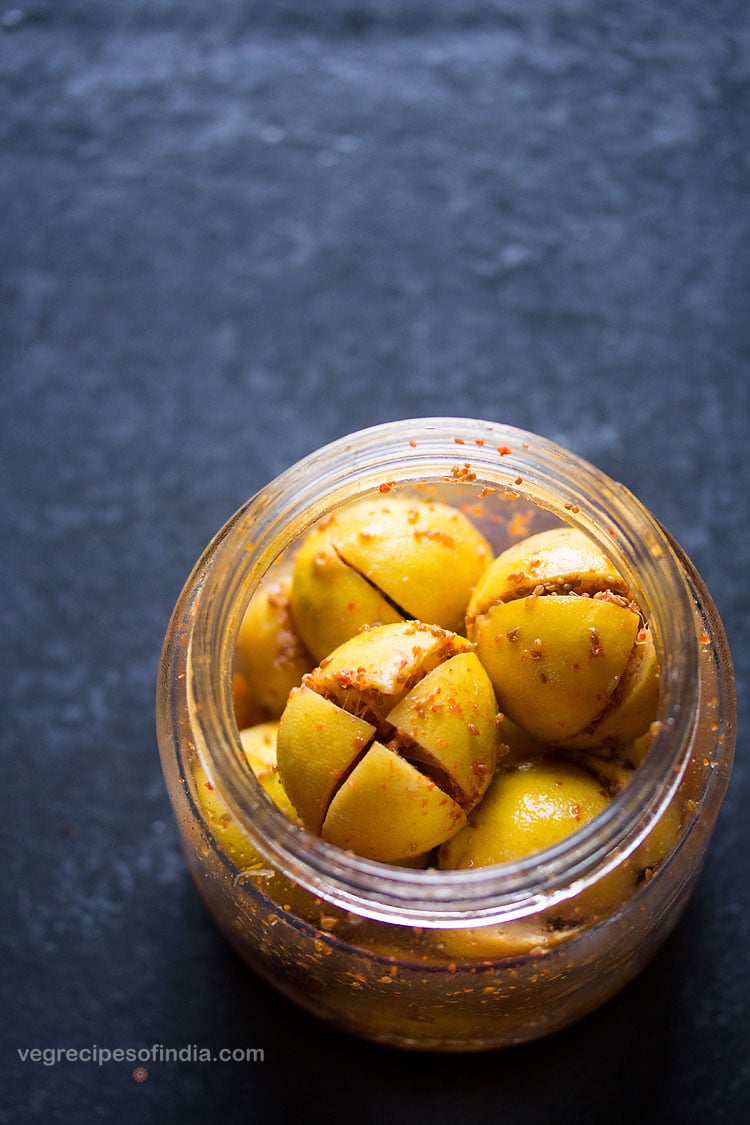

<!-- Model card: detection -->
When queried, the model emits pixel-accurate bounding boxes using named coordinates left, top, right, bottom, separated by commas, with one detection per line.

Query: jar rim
left=180, top=417, right=703, bottom=926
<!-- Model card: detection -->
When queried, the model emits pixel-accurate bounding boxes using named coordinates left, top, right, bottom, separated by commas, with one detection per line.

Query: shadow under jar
left=156, top=418, right=735, bottom=1051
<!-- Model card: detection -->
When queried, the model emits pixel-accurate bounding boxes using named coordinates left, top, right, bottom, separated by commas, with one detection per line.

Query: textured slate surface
left=2, top=2, right=748, bottom=1122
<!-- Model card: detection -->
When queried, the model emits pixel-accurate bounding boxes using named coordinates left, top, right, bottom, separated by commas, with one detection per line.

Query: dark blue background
left=2, top=2, right=748, bottom=1122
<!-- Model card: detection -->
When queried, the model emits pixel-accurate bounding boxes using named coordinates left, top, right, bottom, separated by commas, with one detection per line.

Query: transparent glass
left=156, top=419, right=735, bottom=1051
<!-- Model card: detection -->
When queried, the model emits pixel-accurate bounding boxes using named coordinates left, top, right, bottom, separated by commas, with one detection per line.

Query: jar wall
left=156, top=420, right=735, bottom=1051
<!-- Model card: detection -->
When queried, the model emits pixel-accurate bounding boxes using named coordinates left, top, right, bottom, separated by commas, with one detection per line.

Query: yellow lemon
left=293, top=496, right=492, bottom=662
left=387, top=651, right=499, bottom=811
left=234, top=575, right=314, bottom=719
left=321, top=742, right=467, bottom=862
left=276, top=622, right=499, bottom=861
left=277, top=687, right=375, bottom=834
left=438, top=758, right=610, bottom=869
left=466, top=527, right=628, bottom=625
left=194, top=722, right=300, bottom=869
left=238, top=721, right=300, bottom=824
left=467, top=527, right=658, bottom=748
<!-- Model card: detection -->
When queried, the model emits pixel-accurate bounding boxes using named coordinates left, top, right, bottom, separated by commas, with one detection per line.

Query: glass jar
left=156, top=418, right=735, bottom=1051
